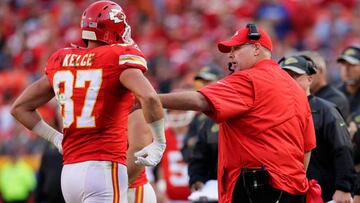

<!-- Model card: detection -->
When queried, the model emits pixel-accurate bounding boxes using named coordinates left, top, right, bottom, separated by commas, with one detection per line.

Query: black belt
left=232, top=166, right=298, bottom=203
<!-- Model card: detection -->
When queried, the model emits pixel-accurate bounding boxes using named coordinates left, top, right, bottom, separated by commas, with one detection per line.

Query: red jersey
left=45, top=44, right=147, bottom=165
left=129, top=169, right=148, bottom=188
left=199, top=59, right=316, bottom=203
left=161, top=128, right=190, bottom=200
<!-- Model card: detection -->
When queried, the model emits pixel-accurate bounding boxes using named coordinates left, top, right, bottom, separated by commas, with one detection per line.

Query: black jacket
left=187, top=118, right=218, bottom=186
left=307, top=95, right=355, bottom=201
left=338, top=84, right=360, bottom=146
left=315, top=84, right=350, bottom=121
left=338, top=84, right=360, bottom=116
left=181, top=113, right=208, bottom=162
left=339, top=84, right=360, bottom=194
left=35, top=144, right=65, bottom=203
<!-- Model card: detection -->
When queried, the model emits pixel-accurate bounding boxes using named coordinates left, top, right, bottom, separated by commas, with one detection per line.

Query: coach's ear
left=253, top=43, right=261, bottom=56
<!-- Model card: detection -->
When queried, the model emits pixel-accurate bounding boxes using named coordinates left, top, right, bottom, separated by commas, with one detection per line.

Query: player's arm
left=120, top=69, right=163, bottom=122
left=159, top=91, right=211, bottom=111
left=120, top=68, right=165, bottom=166
left=127, top=109, right=153, bottom=184
left=11, top=76, right=63, bottom=152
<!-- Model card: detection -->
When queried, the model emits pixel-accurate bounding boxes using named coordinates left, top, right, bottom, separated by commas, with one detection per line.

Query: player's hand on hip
left=134, top=142, right=166, bottom=166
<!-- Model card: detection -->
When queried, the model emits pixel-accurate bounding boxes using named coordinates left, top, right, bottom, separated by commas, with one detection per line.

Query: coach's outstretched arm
left=120, top=68, right=165, bottom=167
left=10, top=76, right=63, bottom=153
left=159, top=91, right=211, bottom=112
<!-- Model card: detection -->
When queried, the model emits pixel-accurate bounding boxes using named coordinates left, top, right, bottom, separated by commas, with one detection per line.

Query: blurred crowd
left=0, top=0, right=359, bottom=201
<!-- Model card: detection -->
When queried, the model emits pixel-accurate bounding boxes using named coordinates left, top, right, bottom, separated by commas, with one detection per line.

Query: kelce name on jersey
left=62, top=53, right=95, bottom=67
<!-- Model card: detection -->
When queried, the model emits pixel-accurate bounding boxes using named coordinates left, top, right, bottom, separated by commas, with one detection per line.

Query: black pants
left=232, top=174, right=306, bottom=203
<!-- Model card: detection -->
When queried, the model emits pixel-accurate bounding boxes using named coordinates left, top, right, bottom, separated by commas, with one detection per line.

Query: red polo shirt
left=199, top=59, right=316, bottom=203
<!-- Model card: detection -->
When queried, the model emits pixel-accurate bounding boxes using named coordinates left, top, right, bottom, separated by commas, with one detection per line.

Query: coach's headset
left=228, top=23, right=261, bottom=73
left=278, top=55, right=317, bottom=75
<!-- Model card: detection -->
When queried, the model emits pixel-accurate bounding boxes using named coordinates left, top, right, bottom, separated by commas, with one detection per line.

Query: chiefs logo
left=109, top=9, right=125, bottom=23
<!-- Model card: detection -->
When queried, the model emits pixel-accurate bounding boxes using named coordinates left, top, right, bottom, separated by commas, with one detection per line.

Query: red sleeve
left=113, top=44, right=148, bottom=73
left=44, top=50, right=62, bottom=85
left=199, top=72, right=255, bottom=123
left=303, top=110, right=316, bottom=152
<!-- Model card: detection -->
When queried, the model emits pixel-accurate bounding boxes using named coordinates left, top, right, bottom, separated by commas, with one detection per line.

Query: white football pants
left=61, top=161, right=128, bottom=203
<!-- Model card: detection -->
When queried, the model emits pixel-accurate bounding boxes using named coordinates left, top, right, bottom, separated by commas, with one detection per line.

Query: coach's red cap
left=218, top=27, right=273, bottom=53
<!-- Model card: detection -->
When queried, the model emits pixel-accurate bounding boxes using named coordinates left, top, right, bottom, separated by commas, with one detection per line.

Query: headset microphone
left=228, top=62, right=235, bottom=74
left=226, top=24, right=261, bottom=75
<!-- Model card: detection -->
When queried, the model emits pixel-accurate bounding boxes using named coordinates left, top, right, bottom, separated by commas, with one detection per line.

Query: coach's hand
left=134, top=142, right=166, bottom=166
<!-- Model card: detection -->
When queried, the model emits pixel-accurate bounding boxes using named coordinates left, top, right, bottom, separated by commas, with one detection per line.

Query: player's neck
left=87, top=40, right=108, bottom=48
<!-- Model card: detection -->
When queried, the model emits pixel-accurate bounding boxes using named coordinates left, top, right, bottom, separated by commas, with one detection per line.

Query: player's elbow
left=10, top=103, right=22, bottom=120
left=138, top=92, right=161, bottom=107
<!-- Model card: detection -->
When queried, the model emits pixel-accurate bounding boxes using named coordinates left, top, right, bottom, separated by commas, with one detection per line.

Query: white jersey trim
left=119, top=54, right=148, bottom=70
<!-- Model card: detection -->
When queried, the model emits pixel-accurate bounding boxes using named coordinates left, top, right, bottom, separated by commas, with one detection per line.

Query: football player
left=127, top=108, right=157, bottom=203
left=157, top=109, right=194, bottom=202
left=11, top=1, right=165, bottom=203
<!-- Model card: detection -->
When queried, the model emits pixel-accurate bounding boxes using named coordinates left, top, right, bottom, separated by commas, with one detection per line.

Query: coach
left=159, top=24, right=316, bottom=203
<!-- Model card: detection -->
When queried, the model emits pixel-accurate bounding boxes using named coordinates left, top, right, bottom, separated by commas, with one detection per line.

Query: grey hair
left=296, top=51, right=326, bottom=71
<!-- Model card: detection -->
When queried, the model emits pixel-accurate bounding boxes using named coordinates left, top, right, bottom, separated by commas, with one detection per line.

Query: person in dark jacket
left=337, top=45, right=360, bottom=154
left=296, top=51, right=350, bottom=121
left=337, top=45, right=360, bottom=122
left=337, top=44, right=360, bottom=202
left=188, top=118, right=218, bottom=192
left=35, top=143, right=65, bottom=203
left=181, top=65, right=223, bottom=163
left=280, top=55, right=356, bottom=202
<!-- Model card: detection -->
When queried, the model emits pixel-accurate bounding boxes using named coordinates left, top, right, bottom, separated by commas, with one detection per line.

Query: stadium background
left=0, top=0, right=359, bottom=202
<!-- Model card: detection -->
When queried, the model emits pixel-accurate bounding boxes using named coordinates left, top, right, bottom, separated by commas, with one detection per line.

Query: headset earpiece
left=246, top=24, right=261, bottom=40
